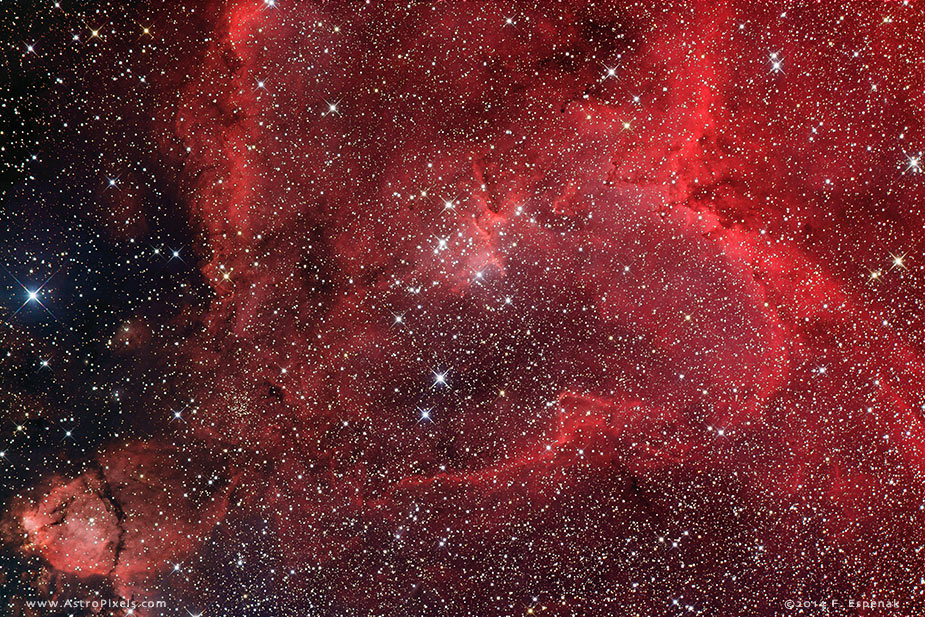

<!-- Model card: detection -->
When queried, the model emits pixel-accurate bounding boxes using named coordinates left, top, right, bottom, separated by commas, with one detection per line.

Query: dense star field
left=2, top=0, right=925, bottom=615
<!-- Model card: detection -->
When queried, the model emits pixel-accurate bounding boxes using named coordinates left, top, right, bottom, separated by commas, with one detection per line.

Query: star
left=905, top=154, right=921, bottom=173
left=769, top=52, right=783, bottom=73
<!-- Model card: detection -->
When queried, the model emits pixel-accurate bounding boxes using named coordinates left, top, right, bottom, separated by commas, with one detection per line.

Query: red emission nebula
left=5, top=0, right=925, bottom=615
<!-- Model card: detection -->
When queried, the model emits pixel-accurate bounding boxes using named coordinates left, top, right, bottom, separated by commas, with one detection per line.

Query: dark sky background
left=3, top=1, right=925, bottom=616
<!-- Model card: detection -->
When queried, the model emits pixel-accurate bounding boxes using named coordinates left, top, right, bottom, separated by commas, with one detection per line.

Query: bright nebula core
left=2, top=1, right=925, bottom=615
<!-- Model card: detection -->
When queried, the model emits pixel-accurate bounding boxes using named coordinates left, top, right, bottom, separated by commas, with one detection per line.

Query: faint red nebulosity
left=6, top=0, right=925, bottom=614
